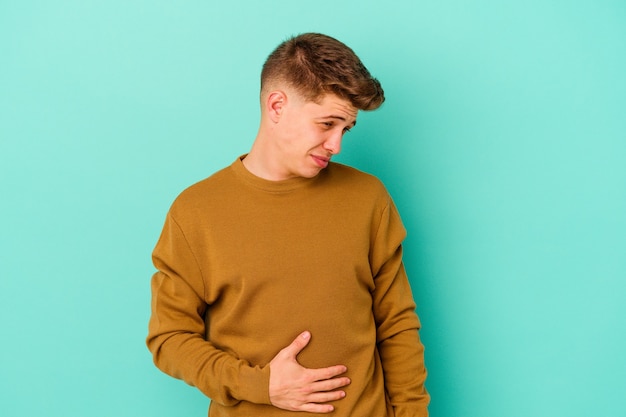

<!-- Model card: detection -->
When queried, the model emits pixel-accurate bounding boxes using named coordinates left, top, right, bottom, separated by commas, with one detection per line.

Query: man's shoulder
left=325, top=162, right=388, bottom=194
left=169, top=164, right=235, bottom=210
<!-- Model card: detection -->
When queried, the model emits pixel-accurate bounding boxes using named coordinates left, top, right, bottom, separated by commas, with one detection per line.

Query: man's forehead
left=316, top=94, right=358, bottom=119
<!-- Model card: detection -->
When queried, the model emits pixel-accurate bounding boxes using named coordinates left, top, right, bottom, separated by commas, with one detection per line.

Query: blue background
left=1, top=1, right=625, bottom=416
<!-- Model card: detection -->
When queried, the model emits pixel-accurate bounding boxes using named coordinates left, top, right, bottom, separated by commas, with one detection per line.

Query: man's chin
left=301, top=167, right=324, bottom=179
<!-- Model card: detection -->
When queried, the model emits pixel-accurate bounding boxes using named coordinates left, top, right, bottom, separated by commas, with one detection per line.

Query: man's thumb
left=285, top=331, right=311, bottom=357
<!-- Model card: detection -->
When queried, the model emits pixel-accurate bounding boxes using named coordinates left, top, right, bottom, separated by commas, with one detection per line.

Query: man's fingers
left=306, top=388, right=347, bottom=404
left=309, top=375, right=351, bottom=392
left=308, top=364, right=349, bottom=382
left=282, top=331, right=312, bottom=358
left=299, top=402, right=336, bottom=414
left=295, top=389, right=348, bottom=414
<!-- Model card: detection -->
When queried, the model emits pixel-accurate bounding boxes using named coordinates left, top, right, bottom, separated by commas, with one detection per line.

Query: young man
left=147, top=33, right=430, bottom=416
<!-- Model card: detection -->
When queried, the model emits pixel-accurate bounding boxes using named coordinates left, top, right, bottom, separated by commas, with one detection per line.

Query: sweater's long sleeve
left=370, top=198, right=430, bottom=417
left=146, top=212, right=272, bottom=406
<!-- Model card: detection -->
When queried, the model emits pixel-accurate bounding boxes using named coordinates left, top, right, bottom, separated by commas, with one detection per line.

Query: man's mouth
left=311, top=155, right=330, bottom=168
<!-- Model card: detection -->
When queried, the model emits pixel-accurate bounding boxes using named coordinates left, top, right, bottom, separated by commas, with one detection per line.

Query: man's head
left=245, top=33, right=384, bottom=181
left=260, top=33, right=385, bottom=111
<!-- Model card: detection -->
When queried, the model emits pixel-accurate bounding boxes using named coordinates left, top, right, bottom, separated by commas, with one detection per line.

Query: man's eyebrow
left=319, top=115, right=357, bottom=127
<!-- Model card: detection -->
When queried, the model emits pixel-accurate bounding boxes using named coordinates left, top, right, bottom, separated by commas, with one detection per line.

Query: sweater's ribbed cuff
left=237, top=363, right=272, bottom=405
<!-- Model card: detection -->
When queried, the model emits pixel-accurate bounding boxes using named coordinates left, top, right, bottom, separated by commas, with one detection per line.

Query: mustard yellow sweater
left=147, top=157, right=429, bottom=416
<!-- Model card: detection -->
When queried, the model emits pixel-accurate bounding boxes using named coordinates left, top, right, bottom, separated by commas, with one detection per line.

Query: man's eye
left=343, top=127, right=352, bottom=134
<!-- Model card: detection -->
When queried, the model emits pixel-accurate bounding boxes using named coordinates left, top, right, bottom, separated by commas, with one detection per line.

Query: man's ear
left=266, top=91, right=286, bottom=123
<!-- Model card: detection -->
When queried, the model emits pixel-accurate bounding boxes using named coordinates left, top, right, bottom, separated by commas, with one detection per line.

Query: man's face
left=272, top=92, right=358, bottom=180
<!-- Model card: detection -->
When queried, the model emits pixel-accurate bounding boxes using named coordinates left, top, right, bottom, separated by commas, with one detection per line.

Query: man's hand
left=269, top=331, right=350, bottom=413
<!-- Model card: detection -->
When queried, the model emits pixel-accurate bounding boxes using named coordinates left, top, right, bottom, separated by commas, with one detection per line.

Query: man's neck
left=241, top=136, right=285, bottom=181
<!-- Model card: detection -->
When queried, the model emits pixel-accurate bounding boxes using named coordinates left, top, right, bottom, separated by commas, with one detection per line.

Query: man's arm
left=370, top=199, right=430, bottom=417
left=147, top=212, right=349, bottom=410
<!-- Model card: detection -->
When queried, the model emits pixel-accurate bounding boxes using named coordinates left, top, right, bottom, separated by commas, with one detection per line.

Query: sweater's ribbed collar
left=230, top=155, right=321, bottom=193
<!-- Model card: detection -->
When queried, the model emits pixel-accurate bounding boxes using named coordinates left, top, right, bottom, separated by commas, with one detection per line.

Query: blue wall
left=1, top=1, right=624, bottom=416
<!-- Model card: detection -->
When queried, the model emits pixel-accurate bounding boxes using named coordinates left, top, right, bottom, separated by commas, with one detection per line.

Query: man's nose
left=324, top=133, right=343, bottom=155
